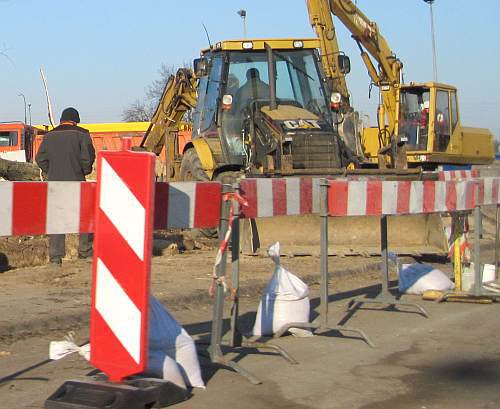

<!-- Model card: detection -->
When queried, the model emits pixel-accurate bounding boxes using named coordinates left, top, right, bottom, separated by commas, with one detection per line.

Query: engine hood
left=260, top=105, right=331, bottom=132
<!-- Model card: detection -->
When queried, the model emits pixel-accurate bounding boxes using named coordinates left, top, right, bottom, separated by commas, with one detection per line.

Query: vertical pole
left=495, top=205, right=499, bottom=279
left=229, top=183, right=242, bottom=347
left=210, top=184, right=232, bottom=360
left=319, top=179, right=329, bottom=328
left=473, top=201, right=482, bottom=296
left=428, top=1, right=438, bottom=82
left=453, top=215, right=462, bottom=291
left=380, top=215, right=390, bottom=296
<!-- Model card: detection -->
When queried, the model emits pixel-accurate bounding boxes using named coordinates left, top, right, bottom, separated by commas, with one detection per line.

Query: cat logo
left=283, top=119, right=321, bottom=130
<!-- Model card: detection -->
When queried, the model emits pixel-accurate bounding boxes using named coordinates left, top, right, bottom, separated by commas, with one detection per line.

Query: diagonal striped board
left=90, top=150, right=155, bottom=382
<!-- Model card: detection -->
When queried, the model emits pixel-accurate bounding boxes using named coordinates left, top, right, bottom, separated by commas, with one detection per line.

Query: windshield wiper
left=273, top=51, right=315, bottom=82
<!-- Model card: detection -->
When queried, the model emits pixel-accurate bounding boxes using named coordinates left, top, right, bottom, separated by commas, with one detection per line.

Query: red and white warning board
left=90, top=150, right=155, bottom=382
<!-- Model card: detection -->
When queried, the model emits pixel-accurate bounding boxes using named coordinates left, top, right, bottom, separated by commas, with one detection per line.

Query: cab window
left=435, top=90, right=451, bottom=152
left=450, top=91, right=458, bottom=133
left=200, top=56, right=223, bottom=131
left=0, top=131, right=18, bottom=147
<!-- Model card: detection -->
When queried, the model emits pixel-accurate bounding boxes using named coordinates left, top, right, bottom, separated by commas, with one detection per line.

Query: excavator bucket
left=241, top=214, right=448, bottom=257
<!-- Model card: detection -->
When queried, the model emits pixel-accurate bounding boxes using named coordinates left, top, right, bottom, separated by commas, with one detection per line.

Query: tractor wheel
left=179, top=148, right=210, bottom=182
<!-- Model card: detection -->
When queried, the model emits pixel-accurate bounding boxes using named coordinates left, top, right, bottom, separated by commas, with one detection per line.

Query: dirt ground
left=1, top=216, right=500, bottom=408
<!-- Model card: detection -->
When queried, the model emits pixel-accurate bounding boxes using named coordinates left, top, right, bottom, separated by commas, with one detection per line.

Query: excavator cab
left=397, top=83, right=494, bottom=168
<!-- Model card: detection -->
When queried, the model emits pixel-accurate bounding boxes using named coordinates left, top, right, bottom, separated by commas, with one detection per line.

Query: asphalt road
left=1, top=263, right=499, bottom=409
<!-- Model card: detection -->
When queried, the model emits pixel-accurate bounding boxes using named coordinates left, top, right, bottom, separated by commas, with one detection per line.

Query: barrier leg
left=206, top=184, right=261, bottom=385
left=440, top=204, right=500, bottom=302
left=495, top=205, right=499, bottom=279
left=223, top=184, right=297, bottom=365
left=473, top=204, right=483, bottom=297
left=274, top=179, right=374, bottom=347
left=347, top=215, right=428, bottom=318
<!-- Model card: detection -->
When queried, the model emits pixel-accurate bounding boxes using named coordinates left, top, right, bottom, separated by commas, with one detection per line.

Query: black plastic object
left=44, top=377, right=190, bottom=409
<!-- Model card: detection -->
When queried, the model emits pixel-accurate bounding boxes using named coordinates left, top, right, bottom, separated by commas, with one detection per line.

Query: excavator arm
left=306, top=0, right=351, bottom=107
left=329, top=0, right=402, bottom=138
left=141, top=68, right=197, bottom=156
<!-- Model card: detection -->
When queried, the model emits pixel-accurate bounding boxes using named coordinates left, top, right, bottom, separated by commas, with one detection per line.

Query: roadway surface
left=1, top=245, right=499, bottom=409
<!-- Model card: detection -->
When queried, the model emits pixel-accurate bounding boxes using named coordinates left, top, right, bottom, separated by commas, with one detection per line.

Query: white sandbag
left=252, top=242, right=312, bottom=337
left=399, top=263, right=454, bottom=295
left=144, top=351, right=186, bottom=389
left=148, top=296, right=205, bottom=389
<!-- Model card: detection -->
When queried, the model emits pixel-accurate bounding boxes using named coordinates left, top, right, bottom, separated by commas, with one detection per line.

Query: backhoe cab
left=183, top=39, right=357, bottom=181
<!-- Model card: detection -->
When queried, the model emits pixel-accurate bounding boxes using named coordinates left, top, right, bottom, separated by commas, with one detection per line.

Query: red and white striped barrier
left=0, top=181, right=95, bottom=236
left=240, top=177, right=321, bottom=218
left=438, top=169, right=479, bottom=181
left=327, top=178, right=500, bottom=217
left=154, top=181, right=221, bottom=230
left=0, top=181, right=222, bottom=237
left=90, top=150, right=156, bottom=382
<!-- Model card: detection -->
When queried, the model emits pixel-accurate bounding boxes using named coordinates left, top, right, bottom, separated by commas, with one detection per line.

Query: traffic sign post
left=46, top=149, right=189, bottom=409
left=90, top=149, right=155, bottom=381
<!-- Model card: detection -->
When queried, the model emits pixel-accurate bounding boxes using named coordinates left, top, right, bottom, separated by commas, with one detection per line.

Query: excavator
left=306, top=0, right=495, bottom=170
left=140, top=38, right=449, bottom=256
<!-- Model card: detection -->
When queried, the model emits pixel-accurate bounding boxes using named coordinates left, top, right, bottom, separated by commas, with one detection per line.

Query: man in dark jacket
left=36, top=107, right=96, bottom=265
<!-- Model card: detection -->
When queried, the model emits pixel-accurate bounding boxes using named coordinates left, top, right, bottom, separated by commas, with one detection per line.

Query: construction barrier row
left=1, top=163, right=498, bottom=402
left=0, top=170, right=487, bottom=238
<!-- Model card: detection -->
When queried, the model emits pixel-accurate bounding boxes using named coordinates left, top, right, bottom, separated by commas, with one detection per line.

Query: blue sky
left=1, top=0, right=499, bottom=138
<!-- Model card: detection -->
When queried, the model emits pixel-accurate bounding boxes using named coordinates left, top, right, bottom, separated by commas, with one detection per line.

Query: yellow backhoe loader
left=141, top=38, right=448, bottom=256
left=306, top=0, right=495, bottom=170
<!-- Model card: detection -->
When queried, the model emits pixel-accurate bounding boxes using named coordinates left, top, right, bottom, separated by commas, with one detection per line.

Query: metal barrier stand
left=273, top=179, right=374, bottom=347
left=226, top=184, right=298, bottom=365
left=206, top=184, right=297, bottom=386
left=347, top=214, right=428, bottom=317
left=440, top=197, right=500, bottom=302
left=206, top=184, right=262, bottom=385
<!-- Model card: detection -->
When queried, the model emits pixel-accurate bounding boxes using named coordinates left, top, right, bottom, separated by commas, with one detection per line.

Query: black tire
left=180, top=148, right=210, bottom=182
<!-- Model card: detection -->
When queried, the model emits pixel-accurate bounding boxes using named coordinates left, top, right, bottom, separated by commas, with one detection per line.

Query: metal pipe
left=265, top=42, right=277, bottom=111
left=319, top=179, right=329, bottom=328
left=18, top=93, right=27, bottom=124
left=473, top=203, right=482, bottom=296
left=380, top=215, right=390, bottom=296
left=495, top=205, right=499, bottom=279
left=229, top=183, right=242, bottom=347
left=210, top=184, right=232, bottom=359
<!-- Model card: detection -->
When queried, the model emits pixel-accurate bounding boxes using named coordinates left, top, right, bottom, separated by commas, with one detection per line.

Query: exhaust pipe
left=265, top=42, right=277, bottom=111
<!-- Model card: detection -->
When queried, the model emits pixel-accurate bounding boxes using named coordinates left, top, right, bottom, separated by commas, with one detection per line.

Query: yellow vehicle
left=307, top=0, right=495, bottom=169
left=141, top=38, right=448, bottom=256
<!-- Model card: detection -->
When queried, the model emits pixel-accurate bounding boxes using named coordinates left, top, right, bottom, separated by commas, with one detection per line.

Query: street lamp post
left=28, top=104, right=32, bottom=126
left=424, top=0, right=438, bottom=82
left=237, top=10, right=247, bottom=39
left=18, top=93, right=27, bottom=124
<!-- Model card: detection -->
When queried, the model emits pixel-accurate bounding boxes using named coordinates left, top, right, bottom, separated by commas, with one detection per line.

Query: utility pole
left=424, top=0, right=438, bottom=82
left=237, top=9, right=247, bottom=38
left=18, top=93, right=27, bottom=124
left=28, top=103, right=32, bottom=126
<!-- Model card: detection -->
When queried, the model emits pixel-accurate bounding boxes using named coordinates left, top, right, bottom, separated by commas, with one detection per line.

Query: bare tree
left=122, top=63, right=191, bottom=122
left=122, top=100, right=151, bottom=122
left=122, top=64, right=176, bottom=122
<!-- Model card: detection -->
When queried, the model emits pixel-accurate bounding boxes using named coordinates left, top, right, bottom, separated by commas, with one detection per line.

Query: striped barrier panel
left=239, top=177, right=322, bottom=218
left=0, top=181, right=222, bottom=237
left=438, top=169, right=479, bottom=181
left=326, top=177, right=500, bottom=217
left=239, top=177, right=500, bottom=220
left=90, top=150, right=155, bottom=382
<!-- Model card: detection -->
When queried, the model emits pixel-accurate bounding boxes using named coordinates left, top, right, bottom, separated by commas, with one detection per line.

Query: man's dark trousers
left=49, top=234, right=93, bottom=262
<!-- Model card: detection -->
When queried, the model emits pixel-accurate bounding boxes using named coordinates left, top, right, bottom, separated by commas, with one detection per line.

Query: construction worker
left=234, top=68, right=270, bottom=113
left=36, top=107, right=96, bottom=265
